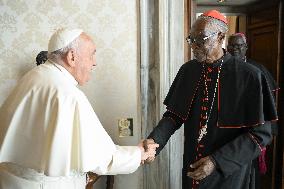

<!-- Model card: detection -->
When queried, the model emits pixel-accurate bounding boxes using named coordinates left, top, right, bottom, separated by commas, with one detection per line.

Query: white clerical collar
left=47, top=60, right=78, bottom=86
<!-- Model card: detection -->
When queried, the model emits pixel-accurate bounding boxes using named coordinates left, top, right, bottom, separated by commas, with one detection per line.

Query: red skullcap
left=232, top=32, right=247, bottom=43
left=202, top=10, right=228, bottom=25
left=234, top=32, right=246, bottom=39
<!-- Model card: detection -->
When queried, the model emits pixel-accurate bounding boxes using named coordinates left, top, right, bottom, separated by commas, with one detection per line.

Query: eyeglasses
left=186, top=31, right=219, bottom=46
left=227, top=44, right=246, bottom=49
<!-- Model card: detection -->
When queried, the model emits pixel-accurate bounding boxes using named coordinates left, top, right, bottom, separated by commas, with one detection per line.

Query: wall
left=140, top=0, right=184, bottom=188
left=0, top=0, right=141, bottom=188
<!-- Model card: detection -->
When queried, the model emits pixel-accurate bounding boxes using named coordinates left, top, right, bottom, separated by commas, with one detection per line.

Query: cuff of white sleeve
left=105, top=145, right=141, bottom=175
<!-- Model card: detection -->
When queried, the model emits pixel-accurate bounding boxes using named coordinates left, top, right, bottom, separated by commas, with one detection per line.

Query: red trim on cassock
left=184, top=74, right=202, bottom=120
left=218, top=66, right=220, bottom=113
left=216, top=118, right=278, bottom=128
left=166, top=73, right=202, bottom=121
left=166, top=107, right=186, bottom=121
left=166, top=65, right=278, bottom=128
left=247, top=132, right=263, bottom=151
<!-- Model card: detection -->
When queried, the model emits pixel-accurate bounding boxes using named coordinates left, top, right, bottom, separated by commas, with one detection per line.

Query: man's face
left=227, top=36, right=247, bottom=60
left=189, top=19, right=220, bottom=62
left=74, top=34, right=97, bottom=85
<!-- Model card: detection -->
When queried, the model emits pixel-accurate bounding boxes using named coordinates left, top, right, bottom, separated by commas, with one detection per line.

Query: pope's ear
left=66, top=50, right=76, bottom=67
left=218, top=33, right=225, bottom=42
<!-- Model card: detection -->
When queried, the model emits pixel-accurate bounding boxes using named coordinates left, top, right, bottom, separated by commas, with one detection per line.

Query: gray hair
left=197, top=15, right=228, bottom=34
left=48, top=37, right=81, bottom=62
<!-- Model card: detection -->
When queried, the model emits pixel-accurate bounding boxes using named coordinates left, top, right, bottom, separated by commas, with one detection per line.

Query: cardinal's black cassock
left=148, top=53, right=278, bottom=189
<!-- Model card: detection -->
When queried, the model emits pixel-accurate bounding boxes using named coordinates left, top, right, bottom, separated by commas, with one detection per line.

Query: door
left=246, top=2, right=283, bottom=189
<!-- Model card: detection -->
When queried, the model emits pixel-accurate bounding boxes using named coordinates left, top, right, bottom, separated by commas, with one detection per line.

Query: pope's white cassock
left=0, top=60, right=141, bottom=188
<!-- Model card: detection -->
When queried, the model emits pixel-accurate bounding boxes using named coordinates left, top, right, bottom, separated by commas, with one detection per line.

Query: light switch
left=118, top=118, right=133, bottom=137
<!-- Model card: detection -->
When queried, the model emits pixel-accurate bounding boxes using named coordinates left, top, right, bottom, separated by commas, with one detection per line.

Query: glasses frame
left=186, top=31, right=219, bottom=46
left=227, top=43, right=246, bottom=49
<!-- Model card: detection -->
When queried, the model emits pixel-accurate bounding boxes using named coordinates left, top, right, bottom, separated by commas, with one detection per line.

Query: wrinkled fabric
left=0, top=61, right=141, bottom=177
left=149, top=54, right=276, bottom=189
left=164, top=53, right=277, bottom=127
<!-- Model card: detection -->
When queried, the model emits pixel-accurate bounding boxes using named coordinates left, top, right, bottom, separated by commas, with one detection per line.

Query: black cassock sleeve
left=211, top=122, right=272, bottom=178
left=147, top=111, right=184, bottom=155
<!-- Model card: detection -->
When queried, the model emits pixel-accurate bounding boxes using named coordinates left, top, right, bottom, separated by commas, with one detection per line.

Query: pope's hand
left=143, top=138, right=159, bottom=163
left=138, top=139, right=159, bottom=164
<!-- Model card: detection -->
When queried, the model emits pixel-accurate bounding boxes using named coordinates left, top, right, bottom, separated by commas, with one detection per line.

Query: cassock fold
left=164, top=53, right=277, bottom=128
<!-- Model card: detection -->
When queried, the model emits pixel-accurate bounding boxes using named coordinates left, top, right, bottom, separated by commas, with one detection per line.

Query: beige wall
left=227, top=16, right=237, bottom=36
left=0, top=0, right=141, bottom=188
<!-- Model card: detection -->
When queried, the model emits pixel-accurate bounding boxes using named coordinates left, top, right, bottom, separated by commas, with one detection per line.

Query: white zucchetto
left=48, top=28, right=83, bottom=53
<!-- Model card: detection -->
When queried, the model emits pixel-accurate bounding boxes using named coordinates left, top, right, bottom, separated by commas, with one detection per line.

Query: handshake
left=138, top=139, right=159, bottom=164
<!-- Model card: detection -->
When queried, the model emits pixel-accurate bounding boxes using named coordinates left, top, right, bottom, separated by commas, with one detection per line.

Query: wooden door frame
left=246, top=1, right=283, bottom=188
left=184, top=0, right=196, bottom=62
left=276, top=1, right=283, bottom=188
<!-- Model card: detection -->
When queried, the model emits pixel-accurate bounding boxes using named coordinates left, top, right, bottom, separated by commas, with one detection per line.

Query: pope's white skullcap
left=48, top=28, right=83, bottom=53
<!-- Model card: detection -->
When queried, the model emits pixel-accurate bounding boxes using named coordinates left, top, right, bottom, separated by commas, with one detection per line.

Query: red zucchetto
left=202, top=10, right=228, bottom=25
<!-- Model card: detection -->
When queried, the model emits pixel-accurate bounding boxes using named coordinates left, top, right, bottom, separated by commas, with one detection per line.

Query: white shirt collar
left=47, top=60, right=78, bottom=86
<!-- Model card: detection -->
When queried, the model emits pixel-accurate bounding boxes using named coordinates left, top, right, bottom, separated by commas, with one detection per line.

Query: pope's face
left=75, top=34, right=96, bottom=85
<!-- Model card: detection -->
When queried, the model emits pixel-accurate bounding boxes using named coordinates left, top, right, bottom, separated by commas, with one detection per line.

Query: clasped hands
left=138, top=139, right=159, bottom=164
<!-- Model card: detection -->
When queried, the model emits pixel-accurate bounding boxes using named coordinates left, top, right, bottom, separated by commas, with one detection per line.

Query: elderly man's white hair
left=197, top=15, right=229, bottom=34
left=47, top=28, right=83, bottom=62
